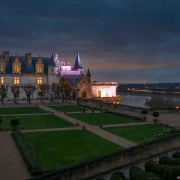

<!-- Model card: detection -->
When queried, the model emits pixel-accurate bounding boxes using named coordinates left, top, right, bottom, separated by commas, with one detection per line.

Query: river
left=119, top=93, right=180, bottom=108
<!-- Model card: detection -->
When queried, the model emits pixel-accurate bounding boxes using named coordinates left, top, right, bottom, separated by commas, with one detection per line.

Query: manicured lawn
left=22, top=130, right=123, bottom=170
left=68, top=113, right=141, bottom=125
left=1, top=115, right=73, bottom=130
left=50, top=105, right=85, bottom=112
left=105, top=124, right=170, bottom=143
left=0, top=107, right=46, bottom=115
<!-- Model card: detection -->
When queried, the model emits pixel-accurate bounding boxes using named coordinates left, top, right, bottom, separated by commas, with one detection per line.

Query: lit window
left=14, top=65, right=20, bottom=72
left=0, top=65, right=4, bottom=72
left=14, top=77, right=20, bottom=84
left=0, top=77, right=4, bottom=84
left=37, top=66, right=42, bottom=73
left=37, top=77, right=43, bottom=84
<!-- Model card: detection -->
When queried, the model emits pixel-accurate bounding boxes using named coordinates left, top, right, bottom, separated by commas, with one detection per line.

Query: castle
left=0, top=51, right=119, bottom=102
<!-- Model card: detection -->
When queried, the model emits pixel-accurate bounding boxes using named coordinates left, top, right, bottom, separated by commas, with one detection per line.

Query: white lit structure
left=91, top=81, right=117, bottom=97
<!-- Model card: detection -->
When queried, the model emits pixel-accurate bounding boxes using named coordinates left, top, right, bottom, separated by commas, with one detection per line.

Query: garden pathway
left=0, top=131, right=29, bottom=180
left=22, top=127, right=81, bottom=133
left=103, top=121, right=152, bottom=128
left=38, top=105, right=136, bottom=148
left=0, top=113, right=50, bottom=116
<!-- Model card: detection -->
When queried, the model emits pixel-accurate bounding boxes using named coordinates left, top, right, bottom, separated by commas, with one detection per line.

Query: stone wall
left=29, top=133, right=180, bottom=180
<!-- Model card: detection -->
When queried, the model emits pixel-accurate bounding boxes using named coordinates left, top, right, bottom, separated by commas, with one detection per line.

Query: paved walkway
left=39, top=105, right=136, bottom=148
left=0, top=131, right=29, bottom=180
left=0, top=113, right=50, bottom=117
left=66, top=111, right=101, bottom=114
left=103, top=122, right=152, bottom=128
left=22, top=127, right=81, bottom=133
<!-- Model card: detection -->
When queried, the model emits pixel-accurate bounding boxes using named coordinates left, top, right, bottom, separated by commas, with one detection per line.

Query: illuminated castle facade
left=0, top=51, right=118, bottom=101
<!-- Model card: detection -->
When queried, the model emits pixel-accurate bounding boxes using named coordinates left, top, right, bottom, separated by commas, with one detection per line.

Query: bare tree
left=38, top=83, right=50, bottom=103
left=21, top=84, right=36, bottom=104
left=11, top=85, right=20, bottom=104
left=0, top=85, right=8, bottom=105
left=60, top=80, right=72, bottom=102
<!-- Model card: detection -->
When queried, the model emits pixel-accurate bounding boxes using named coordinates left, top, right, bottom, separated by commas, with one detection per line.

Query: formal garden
left=95, top=151, right=180, bottom=180
left=104, top=124, right=174, bottom=144
left=0, top=114, right=74, bottom=130
left=1, top=104, right=179, bottom=179
left=13, top=130, right=123, bottom=174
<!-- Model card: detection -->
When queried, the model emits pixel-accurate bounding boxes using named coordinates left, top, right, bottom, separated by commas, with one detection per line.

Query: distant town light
left=176, top=106, right=179, bottom=109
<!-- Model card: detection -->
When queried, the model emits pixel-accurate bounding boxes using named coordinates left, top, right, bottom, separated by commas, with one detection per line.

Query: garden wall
left=29, top=133, right=180, bottom=180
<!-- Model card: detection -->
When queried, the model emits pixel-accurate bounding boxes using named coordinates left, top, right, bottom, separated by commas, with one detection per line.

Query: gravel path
left=0, top=131, right=29, bottom=180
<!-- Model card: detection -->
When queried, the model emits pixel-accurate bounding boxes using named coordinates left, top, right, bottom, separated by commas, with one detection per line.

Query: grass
left=104, top=124, right=170, bottom=143
left=50, top=105, right=85, bottom=112
left=0, top=107, right=46, bottom=115
left=68, top=112, right=141, bottom=125
left=0, top=115, right=73, bottom=130
left=22, top=130, right=123, bottom=170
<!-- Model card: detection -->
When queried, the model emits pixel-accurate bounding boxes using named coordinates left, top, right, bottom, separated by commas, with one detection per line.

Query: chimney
left=25, top=53, right=32, bottom=64
left=3, top=51, right=9, bottom=61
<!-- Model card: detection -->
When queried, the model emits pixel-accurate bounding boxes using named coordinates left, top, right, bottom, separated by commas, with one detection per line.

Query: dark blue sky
left=0, top=0, right=180, bottom=83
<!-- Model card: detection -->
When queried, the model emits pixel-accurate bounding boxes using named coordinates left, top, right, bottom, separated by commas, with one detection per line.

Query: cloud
left=0, top=0, right=180, bottom=82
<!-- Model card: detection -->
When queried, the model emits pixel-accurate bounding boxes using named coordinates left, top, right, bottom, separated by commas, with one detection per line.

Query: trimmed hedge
left=129, top=166, right=161, bottom=180
left=110, top=171, right=126, bottom=180
left=12, top=130, right=42, bottom=175
left=159, top=156, right=180, bottom=166
left=145, top=160, right=180, bottom=180
left=172, top=152, right=180, bottom=158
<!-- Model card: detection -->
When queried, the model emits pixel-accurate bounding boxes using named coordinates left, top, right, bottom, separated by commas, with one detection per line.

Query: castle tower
left=86, top=68, right=91, bottom=83
left=72, top=53, right=83, bottom=73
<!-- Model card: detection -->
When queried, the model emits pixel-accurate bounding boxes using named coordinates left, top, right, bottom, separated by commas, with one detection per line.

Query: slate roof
left=1, top=55, right=56, bottom=74
left=86, top=68, right=91, bottom=77
left=72, top=53, right=83, bottom=70
left=61, top=74, right=84, bottom=85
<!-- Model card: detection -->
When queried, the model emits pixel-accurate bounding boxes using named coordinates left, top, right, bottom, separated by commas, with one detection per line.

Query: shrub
left=10, top=119, right=20, bottom=130
left=110, top=171, right=126, bottom=180
left=172, top=152, right=180, bottom=158
left=159, top=156, right=180, bottom=166
left=141, top=109, right=148, bottom=115
left=129, top=166, right=160, bottom=180
left=153, top=111, right=159, bottom=117
left=145, top=160, right=180, bottom=180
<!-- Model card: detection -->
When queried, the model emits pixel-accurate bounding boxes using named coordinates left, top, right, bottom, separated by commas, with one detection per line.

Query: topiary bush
left=10, top=119, right=20, bottom=130
left=145, top=160, right=180, bottom=180
left=110, top=170, right=126, bottom=180
left=172, top=152, right=180, bottom=158
left=129, top=166, right=160, bottom=180
left=159, top=156, right=180, bottom=166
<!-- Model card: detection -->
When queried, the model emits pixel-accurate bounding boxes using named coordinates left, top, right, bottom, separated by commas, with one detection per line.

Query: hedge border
left=12, top=130, right=42, bottom=176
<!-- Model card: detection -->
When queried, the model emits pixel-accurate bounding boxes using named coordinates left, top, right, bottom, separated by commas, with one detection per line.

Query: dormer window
left=37, top=66, right=43, bottom=73
left=12, top=56, right=21, bottom=73
left=36, top=57, right=44, bottom=73
left=0, top=65, right=4, bottom=72
left=13, top=65, right=20, bottom=72
left=0, top=59, right=5, bottom=73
